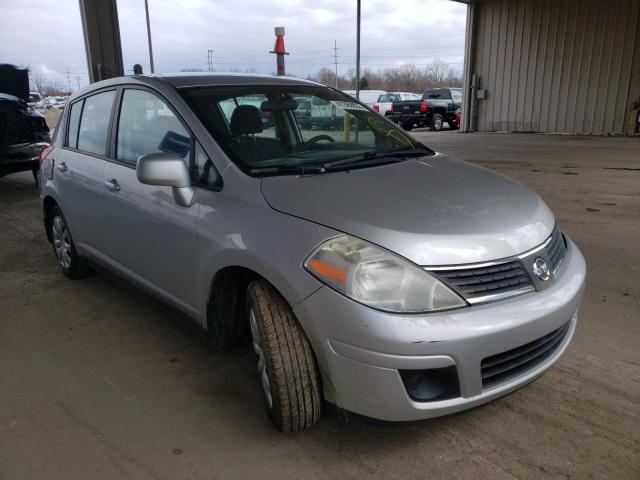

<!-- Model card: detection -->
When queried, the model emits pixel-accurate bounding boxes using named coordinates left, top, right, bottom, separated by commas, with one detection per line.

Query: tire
left=400, top=121, right=413, bottom=131
left=49, top=205, right=90, bottom=279
left=246, top=279, right=322, bottom=432
left=430, top=113, right=444, bottom=131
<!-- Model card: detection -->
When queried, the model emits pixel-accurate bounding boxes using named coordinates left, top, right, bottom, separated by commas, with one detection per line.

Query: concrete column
left=78, top=0, right=124, bottom=83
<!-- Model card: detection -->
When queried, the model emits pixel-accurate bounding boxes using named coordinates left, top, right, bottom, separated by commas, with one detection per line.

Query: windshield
left=182, top=85, right=430, bottom=175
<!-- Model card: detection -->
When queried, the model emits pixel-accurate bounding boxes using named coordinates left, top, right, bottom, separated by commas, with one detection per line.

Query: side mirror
left=137, top=152, right=195, bottom=207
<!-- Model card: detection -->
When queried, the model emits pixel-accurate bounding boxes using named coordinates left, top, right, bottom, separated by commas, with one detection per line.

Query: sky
left=0, top=0, right=467, bottom=92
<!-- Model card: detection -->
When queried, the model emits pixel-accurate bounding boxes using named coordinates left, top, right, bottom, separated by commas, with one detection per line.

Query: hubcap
left=249, top=308, right=273, bottom=408
left=52, top=216, right=72, bottom=270
left=435, top=118, right=442, bottom=129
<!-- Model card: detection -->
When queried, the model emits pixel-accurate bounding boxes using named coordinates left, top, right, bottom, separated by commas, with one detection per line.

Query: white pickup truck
left=343, top=90, right=387, bottom=108
left=373, top=92, right=421, bottom=116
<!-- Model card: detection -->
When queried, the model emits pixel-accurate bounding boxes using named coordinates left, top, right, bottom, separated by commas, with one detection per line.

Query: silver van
left=39, top=74, right=586, bottom=432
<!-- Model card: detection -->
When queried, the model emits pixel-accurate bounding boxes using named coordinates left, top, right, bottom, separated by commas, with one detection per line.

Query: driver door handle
left=104, top=178, right=120, bottom=192
left=56, top=161, right=68, bottom=172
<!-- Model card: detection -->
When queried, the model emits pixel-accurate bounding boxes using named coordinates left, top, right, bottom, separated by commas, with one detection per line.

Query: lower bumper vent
left=481, top=321, right=571, bottom=390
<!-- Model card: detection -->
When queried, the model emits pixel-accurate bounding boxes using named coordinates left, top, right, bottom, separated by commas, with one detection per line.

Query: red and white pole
left=270, top=26, right=288, bottom=76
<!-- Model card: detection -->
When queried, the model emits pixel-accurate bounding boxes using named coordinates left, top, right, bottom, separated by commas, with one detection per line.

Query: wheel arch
left=204, top=254, right=322, bottom=347
left=42, top=195, right=59, bottom=243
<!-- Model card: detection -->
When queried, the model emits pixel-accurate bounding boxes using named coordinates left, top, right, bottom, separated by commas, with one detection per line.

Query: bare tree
left=31, top=71, right=51, bottom=95
left=311, top=59, right=462, bottom=93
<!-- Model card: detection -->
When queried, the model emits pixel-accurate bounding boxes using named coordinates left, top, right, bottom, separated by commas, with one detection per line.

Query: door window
left=116, top=89, right=192, bottom=167
left=66, top=99, right=83, bottom=149
left=77, top=90, right=116, bottom=156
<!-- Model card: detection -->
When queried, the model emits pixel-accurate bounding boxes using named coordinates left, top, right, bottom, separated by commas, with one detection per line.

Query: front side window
left=77, top=90, right=115, bottom=156
left=182, top=85, right=429, bottom=176
left=116, top=89, right=192, bottom=167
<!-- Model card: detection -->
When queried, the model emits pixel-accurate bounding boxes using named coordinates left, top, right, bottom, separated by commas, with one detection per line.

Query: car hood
left=260, top=154, right=555, bottom=266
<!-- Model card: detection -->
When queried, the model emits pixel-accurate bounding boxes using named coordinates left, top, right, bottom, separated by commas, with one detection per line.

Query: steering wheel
left=304, top=134, right=335, bottom=144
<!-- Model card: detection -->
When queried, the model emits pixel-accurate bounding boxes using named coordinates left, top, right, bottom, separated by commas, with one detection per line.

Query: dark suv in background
left=0, top=65, right=50, bottom=181
left=388, top=87, right=462, bottom=131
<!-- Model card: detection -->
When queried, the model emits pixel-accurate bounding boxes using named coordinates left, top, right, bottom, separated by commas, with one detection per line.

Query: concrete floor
left=1, top=133, right=638, bottom=479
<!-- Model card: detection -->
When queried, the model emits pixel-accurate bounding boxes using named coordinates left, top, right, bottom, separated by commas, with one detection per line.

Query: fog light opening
left=400, top=366, right=460, bottom=402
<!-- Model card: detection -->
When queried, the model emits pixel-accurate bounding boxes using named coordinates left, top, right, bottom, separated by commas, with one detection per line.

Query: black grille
left=547, top=229, right=566, bottom=272
left=435, top=260, right=533, bottom=303
left=481, top=321, right=571, bottom=390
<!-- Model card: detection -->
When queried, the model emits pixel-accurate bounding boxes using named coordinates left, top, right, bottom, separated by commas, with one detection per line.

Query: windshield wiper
left=250, top=164, right=327, bottom=175
left=322, top=149, right=427, bottom=170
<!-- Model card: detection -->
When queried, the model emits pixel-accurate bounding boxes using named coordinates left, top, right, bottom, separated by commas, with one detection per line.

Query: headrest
left=229, top=105, right=263, bottom=135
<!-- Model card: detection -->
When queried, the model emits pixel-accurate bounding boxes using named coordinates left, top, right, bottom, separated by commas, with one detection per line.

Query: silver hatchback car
left=39, top=74, right=586, bottom=432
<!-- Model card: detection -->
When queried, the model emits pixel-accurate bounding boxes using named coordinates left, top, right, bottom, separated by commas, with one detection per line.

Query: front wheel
left=246, top=279, right=322, bottom=432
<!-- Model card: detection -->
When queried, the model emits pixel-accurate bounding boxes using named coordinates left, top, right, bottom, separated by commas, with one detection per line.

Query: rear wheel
left=246, top=279, right=322, bottom=432
left=50, top=206, right=90, bottom=279
left=430, top=113, right=444, bottom=131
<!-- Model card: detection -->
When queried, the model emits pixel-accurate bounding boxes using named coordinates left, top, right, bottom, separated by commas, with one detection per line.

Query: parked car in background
left=388, top=87, right=463, bottom=131
left=0, top=92, right=50, bottom=180
left=344, top=89, right=387, bottom=108
left=28, top=91, right=42, bottom=106
left=373, top=92, right=421, bottom=116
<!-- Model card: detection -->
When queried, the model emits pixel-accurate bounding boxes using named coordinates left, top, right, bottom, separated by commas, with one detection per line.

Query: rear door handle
left=104, top=178, right=120, bottom=192
left=56, top=161, right=67, bottom=172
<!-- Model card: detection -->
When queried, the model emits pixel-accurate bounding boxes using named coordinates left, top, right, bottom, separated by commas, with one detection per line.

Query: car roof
left=155, top=72, right=321, bottom=88
left=70, top=72, right=323, bottom=98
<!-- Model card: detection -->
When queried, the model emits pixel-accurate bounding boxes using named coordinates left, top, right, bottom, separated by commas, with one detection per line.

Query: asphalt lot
left=1, top=132, right=638, bottom=479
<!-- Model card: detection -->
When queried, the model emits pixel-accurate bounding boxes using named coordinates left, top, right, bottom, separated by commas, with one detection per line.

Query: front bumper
left=293, top=235, right=586, bottom=421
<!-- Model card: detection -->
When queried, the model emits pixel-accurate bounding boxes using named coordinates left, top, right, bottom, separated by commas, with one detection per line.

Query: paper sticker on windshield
left=329, top=100, right=367, bottom=111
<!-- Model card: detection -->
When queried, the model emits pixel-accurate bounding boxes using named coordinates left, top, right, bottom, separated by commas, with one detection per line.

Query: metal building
left=459, top=0, right=640, bottom=135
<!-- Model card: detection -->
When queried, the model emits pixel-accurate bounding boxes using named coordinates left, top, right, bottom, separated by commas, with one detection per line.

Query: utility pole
left=76, top=76, right=81, bottom=89
left=207, top=49, right=214, bottom=72
left=355, top=0, right=361, bottom=100
left=333, top=39, right=338, bottom=87
left=66, top=66, right=72, bottom=93
left=144, top=0, right=155, bottom=73
left=355, top=0, right=362, bottom=143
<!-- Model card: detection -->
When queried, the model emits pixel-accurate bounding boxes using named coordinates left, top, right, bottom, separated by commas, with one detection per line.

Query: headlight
left=304, top=235, right=466, bottom=313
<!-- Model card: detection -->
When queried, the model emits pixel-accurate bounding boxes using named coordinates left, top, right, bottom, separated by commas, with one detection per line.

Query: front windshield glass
left=181, top=85, right=431, bottom=175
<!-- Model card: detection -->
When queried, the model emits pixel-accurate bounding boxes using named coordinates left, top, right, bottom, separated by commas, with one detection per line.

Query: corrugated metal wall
left=471, top=0, right=640, bottom=135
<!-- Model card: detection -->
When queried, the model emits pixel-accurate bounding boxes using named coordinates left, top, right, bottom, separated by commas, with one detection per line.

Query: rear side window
left=378, top=94, right=399, bottom=102
left=77, top=90, right=116, bottom=156
left=423, top=89, right=451, bottom=100
left=66, top=100, right=83, bottom=148
left=116, top=89, right=192, bottom=167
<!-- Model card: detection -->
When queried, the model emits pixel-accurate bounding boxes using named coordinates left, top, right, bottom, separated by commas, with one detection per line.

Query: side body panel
left=193, top=165, right=335, bottom=327
left=52, top=151, right=107, bottom=253
left=100, top=161, right=201, bottom=317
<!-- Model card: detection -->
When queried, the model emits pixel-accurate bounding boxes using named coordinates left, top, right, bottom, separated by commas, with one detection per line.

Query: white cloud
left=0, top=0, right=466, bottom=88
